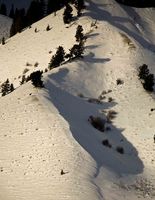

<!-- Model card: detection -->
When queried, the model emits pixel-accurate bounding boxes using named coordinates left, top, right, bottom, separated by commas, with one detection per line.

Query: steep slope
left=0, top=0, right=155, bottom=200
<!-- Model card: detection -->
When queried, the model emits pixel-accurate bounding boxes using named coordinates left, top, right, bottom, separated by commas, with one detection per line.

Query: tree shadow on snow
left=84, top=0, right=155, bottom=52
left=43, top=70, right=144, bottom=178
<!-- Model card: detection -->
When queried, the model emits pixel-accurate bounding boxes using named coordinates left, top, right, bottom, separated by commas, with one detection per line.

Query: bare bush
left=88, top=116, right=106, bottom=132
left=102, top=139, right=112, bottom=148
left=106, top=110, right=117, bottom=123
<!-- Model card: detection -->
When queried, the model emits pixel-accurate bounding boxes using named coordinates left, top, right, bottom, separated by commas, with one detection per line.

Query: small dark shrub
left=26, top=75, right=30, bottom=82
left=88, top=116, right=105, bottom=132
left=20, top=75, right=26, bottom=85
left=34, top=28, right=38, bottom=33
left=34, top=62, right=39, bottom=67
left=1, top=37, right=5, bottom=45
left=26, top=62, right=32, bottom=67
left=105, top=126, right=111, bottom=131
left=108, top=97, right=114, bottom=102
left=44, top=68, right=48, bottom=73
left=116, top=146, right=124, bottom=154
left=102, top=139, right=112, bottom=148
left=107, top=110, right=117, bottom=123
left=23, top=68, right=29, bottom=74
left=88, top=98, right=102, bottom=104
left=29, top=71, right=44, bottom=88
left=116, top=78, right=124, bottom=85
left=46, top=24, right=51, bottom=31
left=78, top=93, right=84, bottom=98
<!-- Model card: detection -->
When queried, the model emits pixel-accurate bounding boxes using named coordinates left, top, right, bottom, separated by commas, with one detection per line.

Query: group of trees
left=0, top=79, right=14, bottom=96
left=9, top=0, right=85, bottom=36
left=49, top=25, right=85, bottom=69
left=138, top=64, right=154, bottom=92
left=0, top=3, right=7, bottom=16
left=63, top=0, right=85, bottom=24
left=10, top=0, right=45, bottom=37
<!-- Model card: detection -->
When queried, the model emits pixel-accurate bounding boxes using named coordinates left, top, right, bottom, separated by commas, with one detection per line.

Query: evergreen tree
left=20, top=75, right=26, bottom=85
left=63, top=4, right=73, bottom=24
left=138, top=64, right=149, bottom=80
left=143, top=73, right=154, bottom=92
left=40, top=0, right=46, bottom=17
left=10, top=84, right=15, bottom=92
left=138, top=64, right=154, bottom=92
left=49, top=46, right=65, bottom=69
left=1, top=37, right=5, bottom=45
left=1, top=79, right=11, bottom=96
left=26, top=0, right=44, bottom=26
left=47, top=0, right=64, bottom=15
left=10, top=8, right=26, bottom=37
left=30, top=71, right=44, bottom=88
left=9, top=4, right=15, bottom=18
left=69, top=41, right=84, bottom=59
left=0, top=3, right=7, bottom=16
left=75, top=25, right=84, bottom=42
left=73, top=0, right=85, bottom=16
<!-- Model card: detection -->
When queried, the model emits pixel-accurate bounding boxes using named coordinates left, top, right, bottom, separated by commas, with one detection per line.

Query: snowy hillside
left=0, top=0, right=155, bottom=199
left=0, top=15, right=12, bottom=39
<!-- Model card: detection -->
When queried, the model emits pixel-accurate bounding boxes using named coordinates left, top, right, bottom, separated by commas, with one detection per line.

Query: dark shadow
left=115, top=0, right=155, bottom=8
left=84, top=52, right=111, bottom=63
left=85, top=44, right=100, bottom=50
left=85, top=33, right=100, bottom=38
left=43, top=71, right=144, bottom=178
left=84, top=0, right=155, bottom=52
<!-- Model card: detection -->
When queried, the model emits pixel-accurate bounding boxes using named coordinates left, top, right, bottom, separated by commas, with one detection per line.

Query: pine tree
left=10, top=8, right=26, bottom=37
left=143, top=74, right=154, bottom=92
left=1, top=79, right=11, bottom=96
left=30, top=71, right=44, bottom=88
left=1, top=37, right=5, bottom=45
left=75, top=25, right=84, bottom=42
left=49, top=46, right=65, bottom=69
left=73, top=0, right=85, bottom=16
left=0, top=3, right=7, bottom=16
left=47, top=0, right=63, bottom=15
left=9, top=4, right=15, bottom=18
left=20, top=75, right=26, bottom=85
left=69, top=41, right=84, bottom=59
left=10, top=84, right=15, bottom=92
left=138, top=64, right=149, bottom=80
left=63, top=4, right=73, bottom=24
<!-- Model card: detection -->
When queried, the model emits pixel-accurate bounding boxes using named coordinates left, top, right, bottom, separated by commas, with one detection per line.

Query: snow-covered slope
left=0, top=15, right=12, bottom=39
left=0, top=0, right=155, bottom=199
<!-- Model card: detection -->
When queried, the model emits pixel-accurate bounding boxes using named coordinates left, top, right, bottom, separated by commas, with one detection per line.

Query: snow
left=0, top=0, right=155, bottom=199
